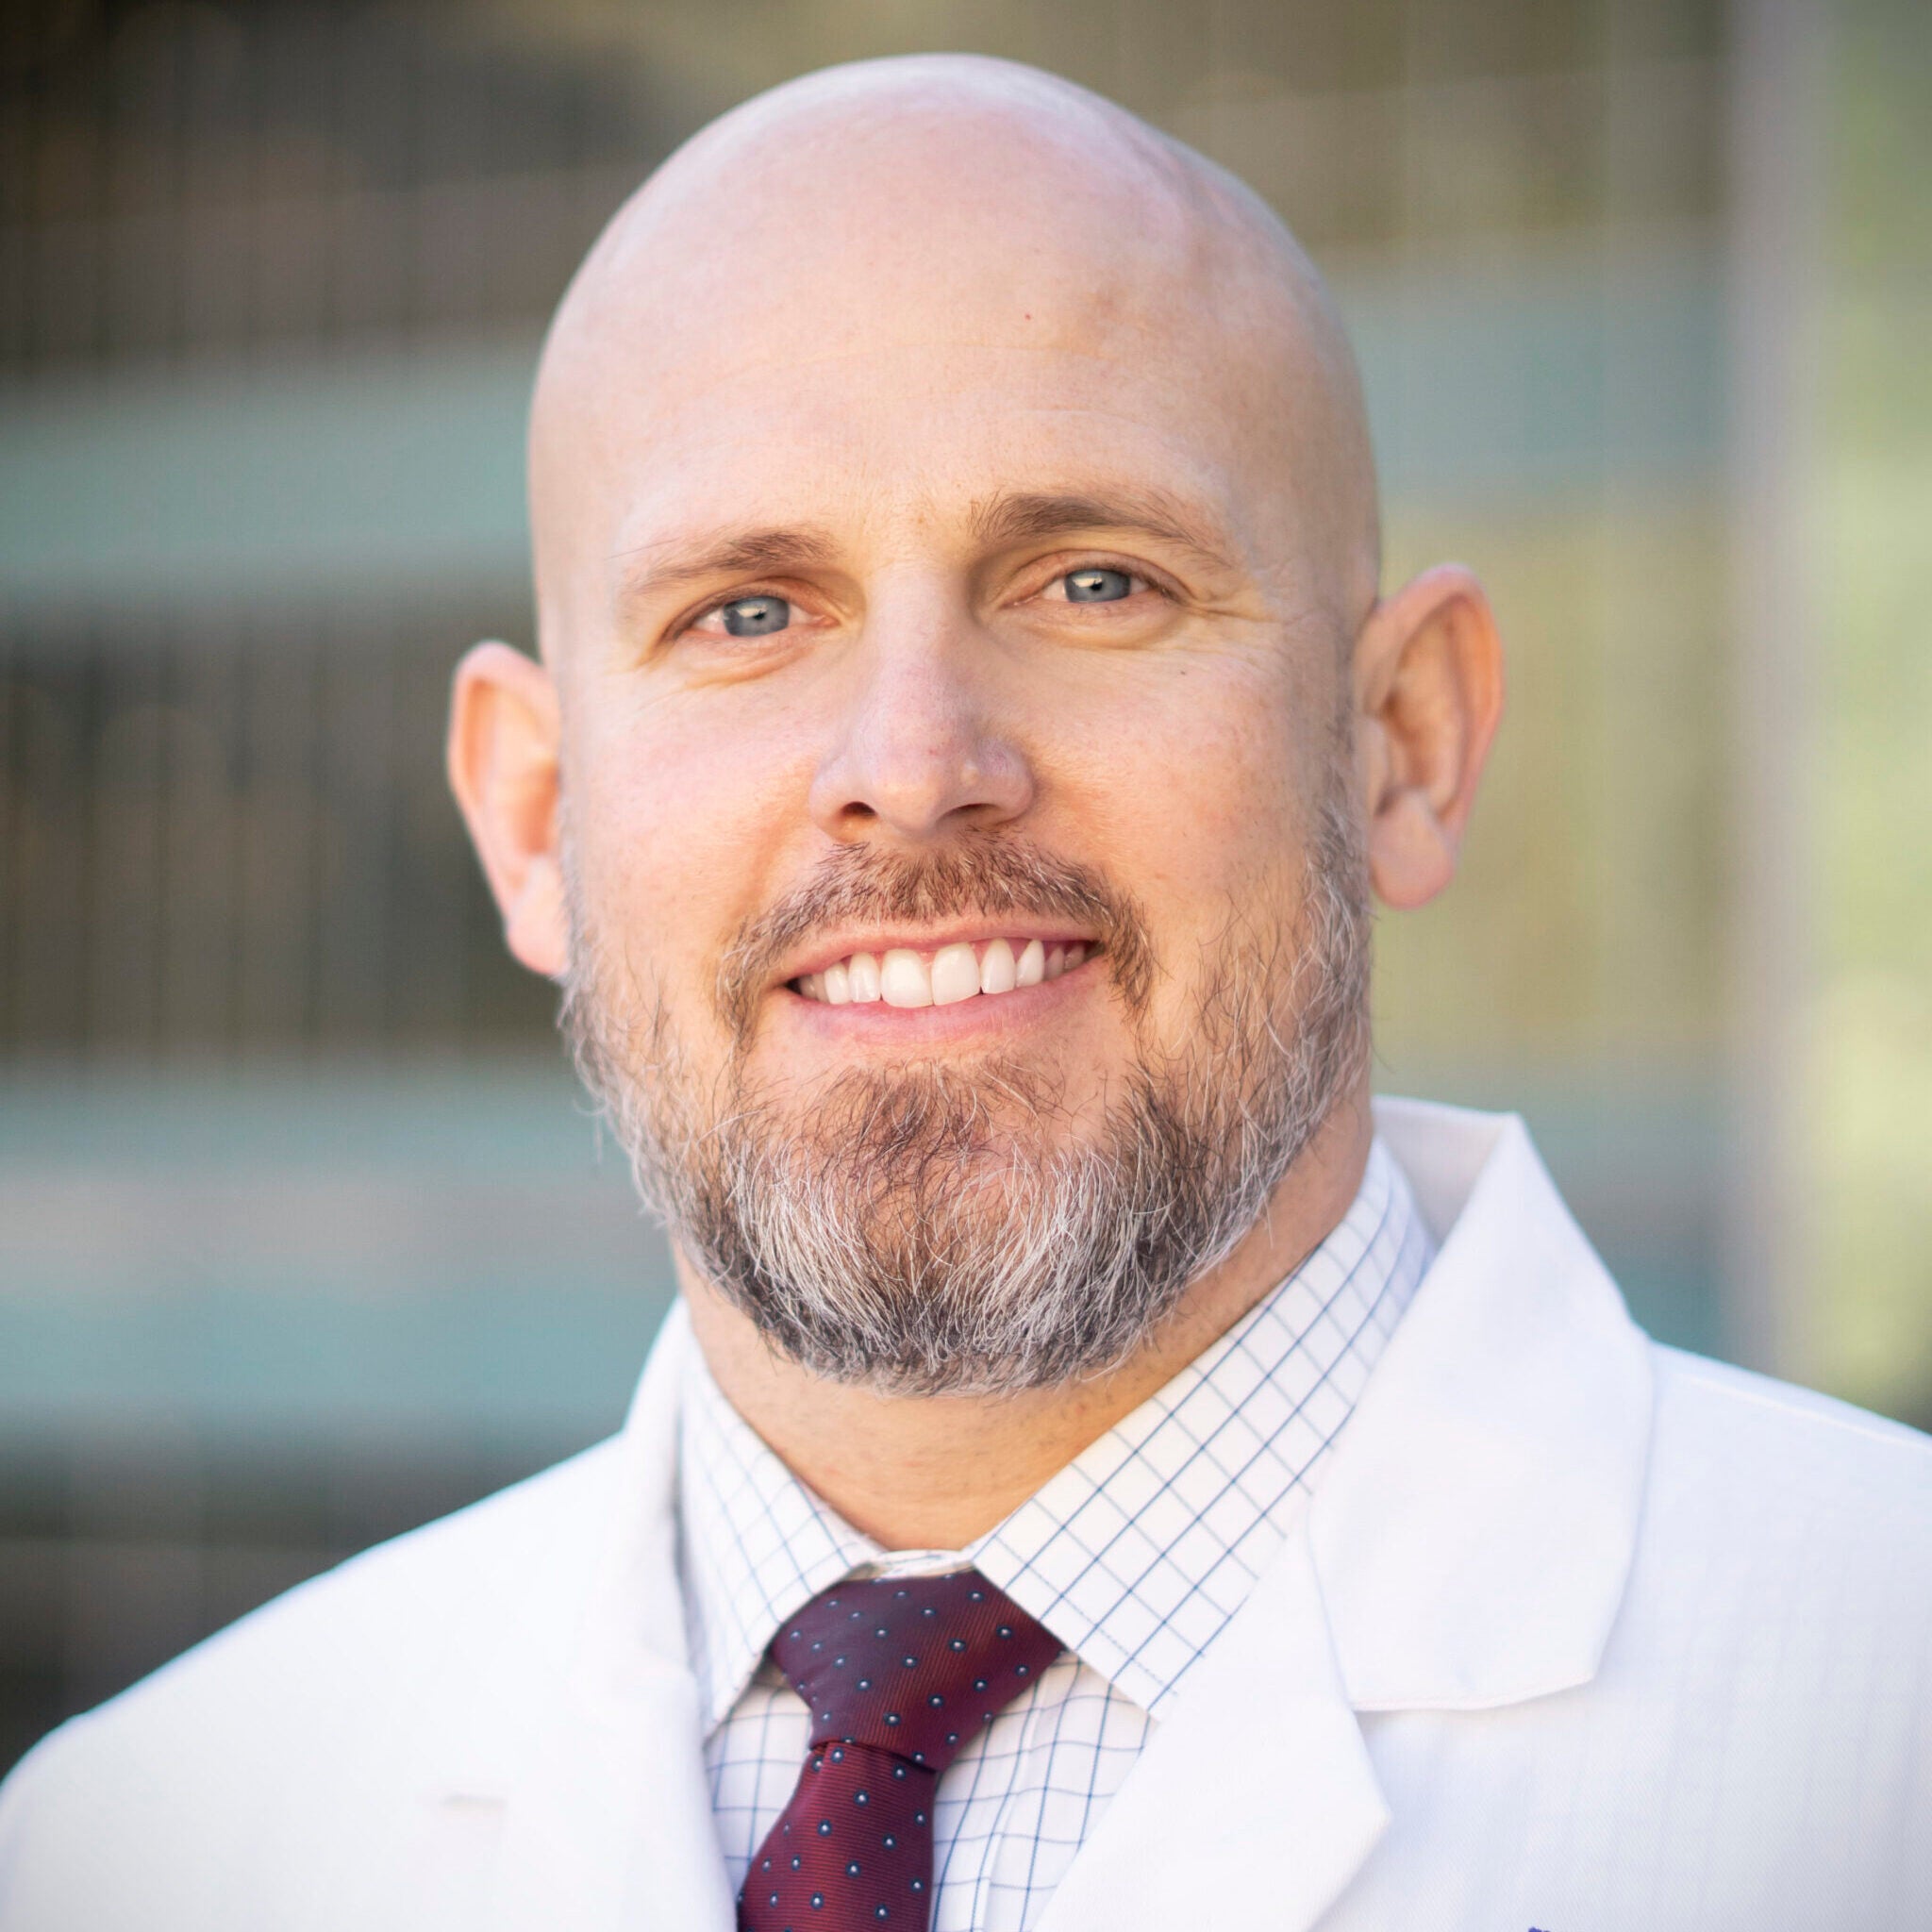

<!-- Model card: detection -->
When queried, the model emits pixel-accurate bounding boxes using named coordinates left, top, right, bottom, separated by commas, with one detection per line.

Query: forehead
left=600, top=341, right=1251, bottom=564
left=587, top=95, right=1226, bottom=369
left=532, top=107, right=1325, bottom=610
left=548, top=290, right=1291, bottom=610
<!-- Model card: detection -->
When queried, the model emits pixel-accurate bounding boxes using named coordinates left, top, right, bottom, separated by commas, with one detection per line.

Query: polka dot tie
left=735, top=1569, right=1062, bottom=1932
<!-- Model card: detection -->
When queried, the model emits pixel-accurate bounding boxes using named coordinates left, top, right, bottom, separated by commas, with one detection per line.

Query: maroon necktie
left=736, top=1570, right=1062, bottom=1931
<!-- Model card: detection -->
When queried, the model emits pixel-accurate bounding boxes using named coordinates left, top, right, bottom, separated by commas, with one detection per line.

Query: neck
left=678, top=1089, right=1374, bottom=1551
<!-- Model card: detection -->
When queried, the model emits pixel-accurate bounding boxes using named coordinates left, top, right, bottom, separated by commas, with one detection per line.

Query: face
left=477, top=100, right=1407, bottom=1394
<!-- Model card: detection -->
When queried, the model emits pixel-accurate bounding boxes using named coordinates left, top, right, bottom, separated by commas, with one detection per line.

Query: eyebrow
left=615, top=526, right=842, bottom=607
left=968, top=489, right=1238, bottom=571
left=613, top=486, right=1238, bottom=615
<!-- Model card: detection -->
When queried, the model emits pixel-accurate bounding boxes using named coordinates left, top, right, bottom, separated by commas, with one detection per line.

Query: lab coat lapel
left=1045, top=1101, right=1655, bottom=1932
left=483, top=1660, right=726, bottom=1932
left=405, top=1302, right=733, bottom=1932
left=1319, top=1100, right=1655, bottom=1710
left=489, top=1301, right=733, bottom=1932
left=1037, top=1525, right=1388, bottom=1932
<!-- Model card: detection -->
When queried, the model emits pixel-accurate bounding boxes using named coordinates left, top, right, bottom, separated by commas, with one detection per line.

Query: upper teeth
left=796, top=938, right=1090, bottom=1008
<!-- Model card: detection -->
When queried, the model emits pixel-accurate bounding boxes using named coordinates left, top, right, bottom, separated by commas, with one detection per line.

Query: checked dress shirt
left=678, top=1136, right=1434, bottom=1932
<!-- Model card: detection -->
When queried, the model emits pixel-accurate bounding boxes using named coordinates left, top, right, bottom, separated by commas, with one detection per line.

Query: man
left=3, top=51, right=1929, bottom=1932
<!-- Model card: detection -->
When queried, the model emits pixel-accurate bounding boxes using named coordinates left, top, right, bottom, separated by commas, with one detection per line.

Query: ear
left=1352, top=564, right=1505, bottom=911
left=447, top=641, right=569, bottom=977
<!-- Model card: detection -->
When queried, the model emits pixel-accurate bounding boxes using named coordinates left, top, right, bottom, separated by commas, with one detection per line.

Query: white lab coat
left=3, top=1099, right=1929, bottom=1930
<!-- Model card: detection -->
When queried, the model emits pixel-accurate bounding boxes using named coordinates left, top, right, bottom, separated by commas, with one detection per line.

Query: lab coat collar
left=420, top=1099, right=1653, bottom=1932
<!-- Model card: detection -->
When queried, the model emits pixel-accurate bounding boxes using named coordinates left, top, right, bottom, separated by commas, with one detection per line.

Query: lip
left=773, top=921, right=1104, bottom=988
left=779, top=949, right=1102, bottom=1040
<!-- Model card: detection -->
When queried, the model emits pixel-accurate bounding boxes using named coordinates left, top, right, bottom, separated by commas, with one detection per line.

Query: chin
left=773, top=1052, right=1092, bottom=1165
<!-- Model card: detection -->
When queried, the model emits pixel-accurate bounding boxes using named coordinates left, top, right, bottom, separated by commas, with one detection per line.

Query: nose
left=808, top=593, right=1035, bottom=846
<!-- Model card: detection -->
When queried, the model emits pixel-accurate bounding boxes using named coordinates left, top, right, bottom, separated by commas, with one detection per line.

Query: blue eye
left=720, top=594, right=791, bottom=636
left=1063, top=568, right=1134, bottom=603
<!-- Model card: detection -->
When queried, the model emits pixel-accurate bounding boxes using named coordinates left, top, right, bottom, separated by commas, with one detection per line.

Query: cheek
left=1042, top=651, right=1325, bottom=1054
left=1059, top=654, right=1309, bottom=912
left=565, top=691, right=812, bottom=1011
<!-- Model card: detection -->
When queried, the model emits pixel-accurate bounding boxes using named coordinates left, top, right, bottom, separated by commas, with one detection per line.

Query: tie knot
left=772, top=1570, right=1060, bottom=1774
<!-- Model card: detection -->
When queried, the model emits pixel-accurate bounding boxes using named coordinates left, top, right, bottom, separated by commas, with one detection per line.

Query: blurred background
left=1, top=0, right=1926, bottom=1775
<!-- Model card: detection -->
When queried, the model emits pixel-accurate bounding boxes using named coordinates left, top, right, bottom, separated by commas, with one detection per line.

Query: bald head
left=529, top=55, right=1379, bottom=658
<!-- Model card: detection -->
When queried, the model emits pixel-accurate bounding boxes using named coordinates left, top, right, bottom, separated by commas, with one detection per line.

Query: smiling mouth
left=791, top=937, right=1094, bottom=1008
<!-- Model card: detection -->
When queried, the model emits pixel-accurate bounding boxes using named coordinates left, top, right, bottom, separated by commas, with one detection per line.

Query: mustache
left=715, top=834, right=1156, bottom=1041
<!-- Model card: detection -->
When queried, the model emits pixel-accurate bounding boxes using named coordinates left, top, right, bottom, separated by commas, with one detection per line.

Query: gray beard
left=560, top=785, right=1370, bottom=1397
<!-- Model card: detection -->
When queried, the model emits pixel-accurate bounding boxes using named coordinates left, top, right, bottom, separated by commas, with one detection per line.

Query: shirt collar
left=676, top=1136, right=1433, bottom=1731
left=677, top=1344, right=876, bottom=1730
